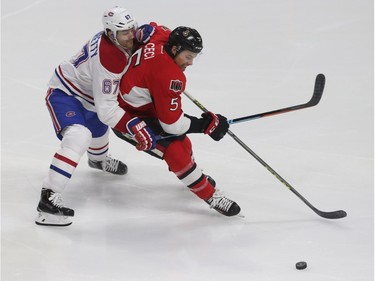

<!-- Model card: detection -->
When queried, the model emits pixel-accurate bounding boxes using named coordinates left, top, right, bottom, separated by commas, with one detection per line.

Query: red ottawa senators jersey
left=118, top=23, right=193, bottom=136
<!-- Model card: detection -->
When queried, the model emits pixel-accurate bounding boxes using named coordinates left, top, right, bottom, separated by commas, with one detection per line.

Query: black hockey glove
left=201, top=112, right=229, bottom=141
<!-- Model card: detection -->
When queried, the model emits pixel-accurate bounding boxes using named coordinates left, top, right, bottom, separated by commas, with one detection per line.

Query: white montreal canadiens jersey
left=48, top=31, right=130, bottom=128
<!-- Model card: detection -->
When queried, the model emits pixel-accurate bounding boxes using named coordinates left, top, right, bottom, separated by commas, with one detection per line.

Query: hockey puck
left=295, top=261, right=307, bottom=270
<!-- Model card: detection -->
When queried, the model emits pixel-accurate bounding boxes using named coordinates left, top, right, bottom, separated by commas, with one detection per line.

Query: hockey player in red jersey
left=36, top=7, right=155, bottom=226
left=114, top=24, right=241, bottom=216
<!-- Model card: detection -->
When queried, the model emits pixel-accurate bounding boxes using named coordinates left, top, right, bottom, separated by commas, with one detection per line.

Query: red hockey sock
left=163, top=137, right=214, bottom=200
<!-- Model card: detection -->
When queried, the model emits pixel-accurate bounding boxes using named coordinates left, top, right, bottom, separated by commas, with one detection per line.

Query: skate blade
left=236, top=212, right=245, bottom=218
left=35, top=211, right=72, bottom=227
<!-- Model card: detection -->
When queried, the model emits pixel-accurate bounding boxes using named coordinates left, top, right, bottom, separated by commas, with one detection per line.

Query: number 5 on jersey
left=170, top=98, right=180, bottom=111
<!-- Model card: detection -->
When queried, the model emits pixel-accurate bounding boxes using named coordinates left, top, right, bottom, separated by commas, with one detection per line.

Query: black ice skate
left=35, top=188, right=74, bottom=226
left=88, top=155, right=127, bottom=175
left=205, top=190, right=241, bottom=217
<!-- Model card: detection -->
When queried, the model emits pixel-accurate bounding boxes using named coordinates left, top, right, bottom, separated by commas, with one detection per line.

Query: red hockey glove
left=201, top=112, right=229, bottom=141
left=126, top=117, right=156, bottom=151
left=135, top=24, right=155, bottom=44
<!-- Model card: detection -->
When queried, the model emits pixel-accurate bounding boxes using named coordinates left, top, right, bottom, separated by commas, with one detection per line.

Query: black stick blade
left=291, top=185, right=346, bottom=220
left=317, top=209, right=347, bottom=219
left=308, top=73, right=326, bottom=106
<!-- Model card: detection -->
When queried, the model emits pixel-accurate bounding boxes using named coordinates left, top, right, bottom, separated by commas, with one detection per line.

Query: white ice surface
left=1, top=1, right=373, bottom=281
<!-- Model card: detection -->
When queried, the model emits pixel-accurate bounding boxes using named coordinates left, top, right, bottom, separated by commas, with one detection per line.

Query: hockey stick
left=228, top=74, right=326, bottom=124
left=183, top=86, right=347, bottom=220
left=157, top=74, right=324, bottom=140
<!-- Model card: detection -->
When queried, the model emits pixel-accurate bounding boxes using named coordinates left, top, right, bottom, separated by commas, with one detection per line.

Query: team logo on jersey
left=169, top=80, right=183, bottom=92
left=65, top=111, right=76, bottom=117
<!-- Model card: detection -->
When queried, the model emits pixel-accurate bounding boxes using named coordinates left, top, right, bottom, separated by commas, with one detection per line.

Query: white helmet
left=102, top=7, right=138, bottom=44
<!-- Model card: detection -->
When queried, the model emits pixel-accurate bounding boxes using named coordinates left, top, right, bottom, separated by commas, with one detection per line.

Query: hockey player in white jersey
left=36, top=7, right=154, bottom=226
